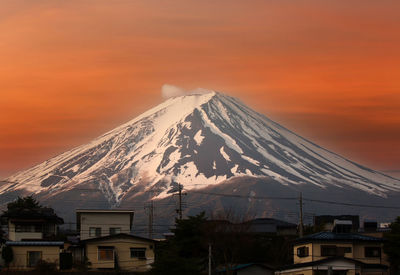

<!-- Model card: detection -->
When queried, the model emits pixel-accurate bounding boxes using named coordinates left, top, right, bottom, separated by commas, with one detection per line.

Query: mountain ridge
left=1, top=90, right=399, bottom=218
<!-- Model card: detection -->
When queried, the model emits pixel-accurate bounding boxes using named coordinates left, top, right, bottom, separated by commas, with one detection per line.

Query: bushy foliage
left=151, top=211, right=294, bottom=274
left=4, top=195, right=41, bottom=214
left=151, top=212, right=208, bottom=275
left=384, top=216, right=400, bottom=275
left=34, top=260, right=57, bottom=273
left=1, top=245, right=13, bottom=267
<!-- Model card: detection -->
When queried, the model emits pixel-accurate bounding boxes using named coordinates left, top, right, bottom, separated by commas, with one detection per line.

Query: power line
left=302, top=197, right=400, bottom=210
left=185, top=189, right=400, bottom=210
left=186, top=190, right=297, bottom=201
left=1, top=180, right=399, bottom=210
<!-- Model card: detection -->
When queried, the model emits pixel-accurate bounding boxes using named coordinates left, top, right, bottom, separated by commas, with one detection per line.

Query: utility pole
left=178, top=184, right=183, bottom=220
left=174, top=183, right=186, bottom=220
left=145, top=201, right=154, bottom=239
left=208, top=243, right=212, bottom=275
left=299, top=192, right=304, bottom=237
left=149, top=200, right=154, bottom=239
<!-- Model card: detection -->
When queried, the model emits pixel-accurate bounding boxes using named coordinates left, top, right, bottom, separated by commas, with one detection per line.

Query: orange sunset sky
left=1, top=0, right=399, bottom=179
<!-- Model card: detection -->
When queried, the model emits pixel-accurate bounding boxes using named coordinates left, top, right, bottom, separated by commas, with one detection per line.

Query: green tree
left=152, top=211, right=294, bottom=274
left=4, top=195, right=41, bottom=214
left=384, top=216, right=400, bottom=275
left=2, top=245, right=13, bottom=268
left=205, top=210, right=295, bottom=273
left=2, top=196, right=63, bottom=241
left=151, top=212, right=208, bottom=275
left=172, top=212, right=208, bottom=259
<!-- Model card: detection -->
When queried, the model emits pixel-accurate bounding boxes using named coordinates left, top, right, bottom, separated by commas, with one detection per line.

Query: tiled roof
left=6, top=241, right=64, bottom=246
left=2, top=208, right=64, bottom=224
left=81, top=233, right=156, bottom=243
left=249, top=218, right=297, bottom=228
left=217, top=263, right=275, bottom=272
left=295, top=231, right=384, bottom=244
left=278, top=256, right=388, bottom=271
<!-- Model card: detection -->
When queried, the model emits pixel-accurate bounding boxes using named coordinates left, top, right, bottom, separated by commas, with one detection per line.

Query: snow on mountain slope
left=2, top=89, right=400, bottom=206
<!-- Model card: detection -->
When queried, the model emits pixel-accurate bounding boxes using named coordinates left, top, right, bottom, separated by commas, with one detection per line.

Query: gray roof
left=295, top=231, right=384, bottom=244
left=279, top=256, right=388, bottom=271
left=6, top=241, right=64, bottom=246
left=81, top=233, right=156, bottom=243
left=249, top=218, right=297, bottom=227
left=245, top=218, right=297, bottom=234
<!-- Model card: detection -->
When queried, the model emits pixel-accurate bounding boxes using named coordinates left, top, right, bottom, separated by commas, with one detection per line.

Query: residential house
left=276, top=231, right=389, bottom=275
left=82, top=233, right=155, bottom=271
left=207, top=218, right=298, bottom=236
left=75, top=209, right=155, bottom=271
left=76, top=209, right=134, bottom=240
left=245, top=218, right=298, bottom=236
left=1, top=208, right=64, bottom=270
left=359, top=220, right=390, bottom=239
left=217, top=263, right=275, bottom=275
left=314, top=215, right=360, bottom=233
left=3, top=207, right=63, bottom=241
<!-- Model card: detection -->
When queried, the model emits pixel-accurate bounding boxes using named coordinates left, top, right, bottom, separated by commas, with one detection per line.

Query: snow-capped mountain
left=1, top=89, right=399, bottom=222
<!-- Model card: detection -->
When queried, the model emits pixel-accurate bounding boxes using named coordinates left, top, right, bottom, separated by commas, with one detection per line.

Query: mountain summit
left=1, top=89, right=400, bottom=221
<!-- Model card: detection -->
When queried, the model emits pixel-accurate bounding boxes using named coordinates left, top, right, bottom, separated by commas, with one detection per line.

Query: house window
left=89, top=227, right=101, bottom=237
left=337, top=246, right=352, bottom=256
left=27, top=251, right=42, bottom=267
left=365, top=247, right=381, bottom=258
left=98, top=246, right=114, bottom=261
left=130, top=248, right=146, bottom=259
left=109, top=227, right=121, bottom=235
left=16, top=224, right=42, bottom=233
left=16, top=224, right=32, bottom=232
left=297, top=246, right=309, bottom=257
left=321, top=245, right=337, bottom=256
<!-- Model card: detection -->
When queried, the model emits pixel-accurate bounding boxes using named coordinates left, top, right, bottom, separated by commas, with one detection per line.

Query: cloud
left=161, top=84, right=186, bottom=99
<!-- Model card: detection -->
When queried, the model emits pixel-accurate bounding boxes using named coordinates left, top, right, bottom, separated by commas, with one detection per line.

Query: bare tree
left=205, top=208, right=255, bottom=275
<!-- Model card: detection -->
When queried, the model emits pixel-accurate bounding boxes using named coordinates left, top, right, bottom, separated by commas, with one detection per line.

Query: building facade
left=76, top=209, right=134, bottom=240
left=277, top=232, right=388, bottom=275
left=1, top=207, right=64, bottom=270
left=75, top=209, right=155, bottom=271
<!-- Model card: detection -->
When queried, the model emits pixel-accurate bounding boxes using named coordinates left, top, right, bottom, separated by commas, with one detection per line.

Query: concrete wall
left=294, top=242, right=384, bottom=265
left=8, top=221, right=43, bottom=241
left=353, top=243, right=384, bottom=265
left=80, top=213, right=131, bottom=240
left=9, top=245, right=60, bottom=269
left=85, top=237, right=155, bottom=271
left=293, top=243, right=313, bottom=263
left=311, top=243, right=354, bottom=261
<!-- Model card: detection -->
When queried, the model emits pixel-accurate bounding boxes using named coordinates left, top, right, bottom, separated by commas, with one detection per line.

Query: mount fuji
left=1, top=89, right=400, bottom=224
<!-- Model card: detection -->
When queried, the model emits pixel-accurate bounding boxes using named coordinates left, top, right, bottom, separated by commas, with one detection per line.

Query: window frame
left=296, top=246, right=309, bottom=258
left=109, top=227, right=121, bottom=235
left=130, top=247, right=146, bottom=259
left=89, top=227, right=102, bottom=237
left=27, top=251, right=42, bottom=267
left=321, top=245, right=337, bottom=257
left=15, top=223, right=44, bottom=233
left=97, top=246, right=114, bottom=261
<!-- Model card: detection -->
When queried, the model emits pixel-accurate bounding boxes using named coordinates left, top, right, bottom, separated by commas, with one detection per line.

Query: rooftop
left=76, top=209, right=134, bottom=213
left=76, top=209, right=134, bottom=231
left=279, top=256, right=388, bottom=271
left=6, top=241, right=64, bottom=247
left=81, top=233, right=156, bottom=243
left=295, top=231, right=384, bottom=244
left=2, top=207, right=64, bottom=224
left=247, top=218, right=297, bottom=228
